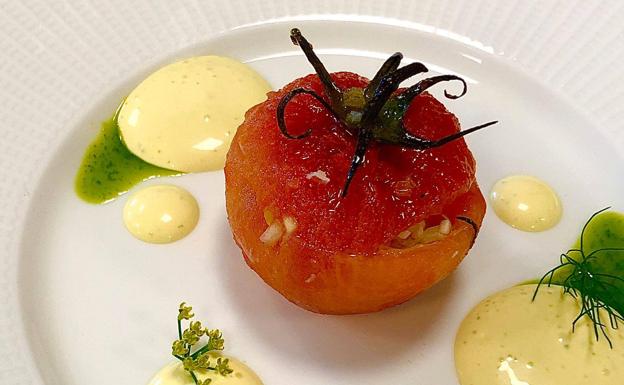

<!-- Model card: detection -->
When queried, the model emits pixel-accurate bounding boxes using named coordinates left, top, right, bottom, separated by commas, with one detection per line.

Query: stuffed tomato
left=224, top=29, right=493, bottom=314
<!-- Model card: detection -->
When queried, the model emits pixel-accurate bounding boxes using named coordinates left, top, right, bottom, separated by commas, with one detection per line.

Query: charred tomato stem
left=456, top=215, right=479, bottom=248
left=364, top=52, right=403, bottom=101
left=359, top=62, right=429, bottom=128
left=280, top=28, right=498, bottom=197
left=277, top=88, right=340, bottom=139
left=290, top=28, right=345, bottom=118
left=397, top=120, right=498, bottom=149
left=341, top=134, right=371, bottom=197
left=401, top=75, right=467, bottom=102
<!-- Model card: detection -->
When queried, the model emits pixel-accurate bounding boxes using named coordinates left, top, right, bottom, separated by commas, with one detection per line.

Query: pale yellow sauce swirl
left=490, top=175, right=562, bottom=232
left=147, top=355, right=263, bottom=385
left=455, top=284, right=624, bottom=385
left=123, top=185, right=199, bottom=243
left=118, top=55, right=271, bottom=172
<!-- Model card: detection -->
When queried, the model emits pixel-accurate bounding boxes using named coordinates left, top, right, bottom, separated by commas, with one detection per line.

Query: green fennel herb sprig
left=172, top=302, right=233, bottom=385
left=533, top=208, right=624, bottom=348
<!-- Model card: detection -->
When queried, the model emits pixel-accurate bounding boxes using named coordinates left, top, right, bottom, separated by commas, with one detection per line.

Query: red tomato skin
left=225, top=72, right=485, bottom=314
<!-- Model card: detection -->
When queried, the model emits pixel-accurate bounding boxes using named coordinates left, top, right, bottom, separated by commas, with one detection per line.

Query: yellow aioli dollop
left=147, top=355, right=263, bottom=385
left=455, top=284, right=624, bottom=385
left=490, top=175, right=562, bottom=232
left=118, top=55, right=271, bottom=172
left=123, top=185, right=199, bottom=243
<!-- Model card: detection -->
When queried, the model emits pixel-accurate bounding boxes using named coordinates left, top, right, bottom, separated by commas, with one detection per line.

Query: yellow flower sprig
left=171, top=303, right=232, bottom=385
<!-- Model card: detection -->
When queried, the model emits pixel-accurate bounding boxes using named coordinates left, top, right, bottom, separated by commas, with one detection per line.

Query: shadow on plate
left=214, top=218, right=459, bottom=371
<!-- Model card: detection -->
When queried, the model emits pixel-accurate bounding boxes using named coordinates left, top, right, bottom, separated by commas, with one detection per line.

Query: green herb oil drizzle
left=74, top=114, right=180, bottom=204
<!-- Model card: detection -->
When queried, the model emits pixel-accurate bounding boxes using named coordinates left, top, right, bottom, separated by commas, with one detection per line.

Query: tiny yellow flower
left=172, top=340, right=188, bottom=356
left=182, top=357, right=196, bottom=371
left=178, top=302, right=194, bottom=321
left=189, top=321, right=205, bottom=336
left=183, top=329, right=200, bottom=346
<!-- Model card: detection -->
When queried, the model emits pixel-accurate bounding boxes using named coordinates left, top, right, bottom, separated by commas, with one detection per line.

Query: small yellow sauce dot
left=122, top=185, right=199, bottom=243
left=490, top=175, right=562, bottom=232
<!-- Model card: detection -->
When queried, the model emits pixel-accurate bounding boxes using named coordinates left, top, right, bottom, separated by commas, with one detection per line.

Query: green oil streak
left=525, top=211, right=624, bottom=316
left=523, top=211, right=624, bottom=283
left=557, top=211, right=624, bottom=315
left=552, top=211, right=624, bottom=282
left=75, top=115, right=180, bottom=204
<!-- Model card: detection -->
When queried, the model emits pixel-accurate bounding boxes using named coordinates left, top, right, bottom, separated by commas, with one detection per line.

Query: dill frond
left=533, top=207, right=624, bottom=348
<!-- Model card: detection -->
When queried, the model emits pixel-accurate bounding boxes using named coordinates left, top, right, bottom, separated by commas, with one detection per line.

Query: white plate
left=3, top=2, right=624, bottom=385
